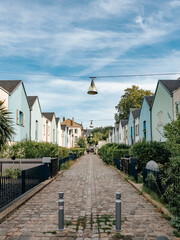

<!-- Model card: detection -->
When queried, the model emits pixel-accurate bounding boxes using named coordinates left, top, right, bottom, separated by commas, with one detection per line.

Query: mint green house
left=0, top=80, right=30, bottom=142
left=152, top=79, right=180, bottom=142
left=27, top=96, right=43, bottom=142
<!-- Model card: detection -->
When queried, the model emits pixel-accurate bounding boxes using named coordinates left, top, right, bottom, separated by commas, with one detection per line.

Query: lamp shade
left=87, top=78, right=98, bottom=95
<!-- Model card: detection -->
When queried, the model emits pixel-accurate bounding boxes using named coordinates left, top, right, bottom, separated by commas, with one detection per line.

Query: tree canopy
left=115, top=85, right=153, bottom=123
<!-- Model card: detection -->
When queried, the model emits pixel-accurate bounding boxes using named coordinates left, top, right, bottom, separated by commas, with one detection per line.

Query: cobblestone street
left=0, top=154, right=176, bottom=240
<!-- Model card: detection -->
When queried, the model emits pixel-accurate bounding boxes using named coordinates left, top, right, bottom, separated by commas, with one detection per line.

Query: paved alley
left=0, top=154, right=176, bottom=240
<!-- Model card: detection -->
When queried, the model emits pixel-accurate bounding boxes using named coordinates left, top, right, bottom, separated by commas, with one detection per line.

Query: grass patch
left=142, top=185, right=163, bottom=203
left=66, top=221, right=73, bottom=226
left=173, top=230, right=180, bottom=237
left=43, top=231, right=57, bottom=235
left=60, top=160, right=75, bottom=170
left=76, top=216, right=86, bottom=232
left=113, top=232, right=124, bottom=239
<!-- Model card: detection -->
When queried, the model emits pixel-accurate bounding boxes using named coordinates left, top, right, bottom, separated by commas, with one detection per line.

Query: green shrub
left=161, top=156, right=180, bottom=218
left=2, top=168, right=21, bottom=179
left=98, top=143, right=130, bottom=165
left=0, top=140, right=59, bottom=158
left=77, top=137, right=86, bottom=148
left=130, top=140, right=171, bottom=172
left=59, top=147, right=70, bottom=159
left=70, top=148, right=85, bottom=157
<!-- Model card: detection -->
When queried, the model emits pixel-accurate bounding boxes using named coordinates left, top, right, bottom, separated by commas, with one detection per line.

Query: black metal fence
left=142, top=168, right=163, bottom=195
left=114, top=157, right=138, bottom=182
left=58, top=153, right=78, bottom=169
left=0, top=163, right=50, bottom=209
left=22, top=164, right=50, bottom=194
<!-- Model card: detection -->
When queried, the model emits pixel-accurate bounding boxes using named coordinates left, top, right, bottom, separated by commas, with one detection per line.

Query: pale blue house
left=139, top=96, right=154, bottom=142
left=0, top=80, right=30, bottom=142
left=128, top=108, right=140, bottom=145
left=152, top=79, right=180, bottom=142
left=27, top=96, right=42, bottom=142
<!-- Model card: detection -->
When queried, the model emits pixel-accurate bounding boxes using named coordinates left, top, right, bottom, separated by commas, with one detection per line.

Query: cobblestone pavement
left=0, top=154, right=176, bottom=240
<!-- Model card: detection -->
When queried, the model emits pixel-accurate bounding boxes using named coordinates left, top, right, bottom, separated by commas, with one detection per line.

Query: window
left=35, top=120, right=38, bottom=140
left=74, top=129, right=78, bottom=134
left=157, top=111, right=163, bottom=126
left=48, top=126, right=50, bottom=136
left=143, top=121, right=146, bottom=139
left=135, top=124, right=139, bottom=136
left=75, top=136, right=78, bottom=142
left=16, top=110, right=25, bottom=126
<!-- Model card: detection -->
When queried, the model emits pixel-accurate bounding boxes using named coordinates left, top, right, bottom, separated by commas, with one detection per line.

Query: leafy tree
left=0, top=101, right=14, bottom=149
left=163, top=114, right=180, bottom=156
left=77, top=137, right=87, bottom=148
left=115, top=85, right=153, bottom=123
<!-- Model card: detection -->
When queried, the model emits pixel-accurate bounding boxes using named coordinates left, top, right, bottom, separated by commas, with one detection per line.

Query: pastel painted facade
left=114, top=124, right=119, bottom=143
left=27, top=96, right=42, bottom=142
left=128, top=108, right=140, bottom=145
left=152, top=80, right=180, bottom=142
left=42, top=112, right=57, bottom=144
left=139, top=96, right=154, bottom=142
left=123, top=123, right=128, bottom=145
left=61, top=117, right=83, bottom=148
left=134, top=116, right=140, bottom=143
left=173, top=87, right=180, bottom=120
left=0, top=87, right=9, bottom=109
left=119, top=120, right=128, bottom=144
left=56, top=118, right=62, bottom=146
left=0, top=80, right=30, bottom=142
left=42, top=115, right=51, bottom=143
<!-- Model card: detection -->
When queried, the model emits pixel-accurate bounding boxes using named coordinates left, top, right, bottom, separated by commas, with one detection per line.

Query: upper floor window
left=157, top=111, right=163, bottom=126
left=74, top=128, right=78, bottom=134
left=135, top=124, right=139, bottom=136
left=16, top=110, right=25, bottom=126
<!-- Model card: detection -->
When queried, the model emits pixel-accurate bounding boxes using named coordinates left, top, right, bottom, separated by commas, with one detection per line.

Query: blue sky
left=1, top=0, right=180, bottom=128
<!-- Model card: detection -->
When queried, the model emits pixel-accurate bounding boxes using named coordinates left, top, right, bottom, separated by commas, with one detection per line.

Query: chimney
left=72, top=117, right=74, bottom=126
left=63, top=117, right=65, bottom=122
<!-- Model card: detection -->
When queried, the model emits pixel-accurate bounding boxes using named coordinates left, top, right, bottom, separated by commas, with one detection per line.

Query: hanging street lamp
left=89, top=120, right=94, bottom=128
left=87, top=77, right=98, bottom=95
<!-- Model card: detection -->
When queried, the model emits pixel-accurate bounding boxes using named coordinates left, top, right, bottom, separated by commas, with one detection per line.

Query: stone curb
left=110, top=165, right=173, bottom=219
left=0, top=170, right=64, bottom=223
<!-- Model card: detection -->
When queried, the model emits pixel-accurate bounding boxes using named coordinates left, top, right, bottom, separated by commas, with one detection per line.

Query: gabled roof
left=159, top=80, right=180, bottom=95
left=130, top=108, right=141, bottom=119
left=144, top=95, right=154, bottom=107
left=56, top=117, right=60, bottom=125
left=42, top=112, right=55, bottom=121
left=61, top=118, right=82, bottom=128
left=27, top=96, right=37, bottom=107
left=0, top=80, right=22, bottom=94
left=120, top=119, right=128, bottom=127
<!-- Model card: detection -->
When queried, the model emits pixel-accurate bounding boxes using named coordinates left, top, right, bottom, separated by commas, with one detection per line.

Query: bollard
left=115, top=192, right=122, bottom=231
left=58, top=192, right=65, bottom=231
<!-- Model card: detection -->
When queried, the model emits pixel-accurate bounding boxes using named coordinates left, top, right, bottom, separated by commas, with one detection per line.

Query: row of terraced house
left=0, top=80, right=83, bottom=148
left=108, top=79, right=180, bottom=145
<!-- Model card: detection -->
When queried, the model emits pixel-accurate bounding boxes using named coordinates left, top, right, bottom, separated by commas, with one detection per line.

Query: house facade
left=42, top=112, right=57, bottom=144
left=139, top=96, right=154, bottom=142
left=0, top=80, right=30, bottom=142
left=152, top=80, right=180, bottom=142
left=27, top=96, right=42, bottom=142
left=61, top=117, right=83, bottom=148
left=0, top=87, right=9, bottom=109
left=56, top=117, right=62, bottom=146
left=173, top=87, right=180, bottom=120
left=128, top=108, right=140, bottom=145
left=114, top=124, right=119, bottom=143
left=119, top=120, right=128, bottom=144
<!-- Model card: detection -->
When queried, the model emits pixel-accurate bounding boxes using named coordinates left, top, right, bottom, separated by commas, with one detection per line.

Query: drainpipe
left=29, top=109, right=31, bottom=141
